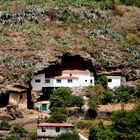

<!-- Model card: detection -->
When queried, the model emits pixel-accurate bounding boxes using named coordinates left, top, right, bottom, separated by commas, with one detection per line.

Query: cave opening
left=0, top=93, right=9, bottom=107
left=38, top=53, right=96, bottom=77
left=33, top=53, right=96, bottom=105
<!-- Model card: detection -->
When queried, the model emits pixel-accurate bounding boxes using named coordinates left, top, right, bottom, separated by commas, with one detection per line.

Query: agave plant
left=0, top=11, right=12, bottom=20
left=24, top=8, right=37, bottom=17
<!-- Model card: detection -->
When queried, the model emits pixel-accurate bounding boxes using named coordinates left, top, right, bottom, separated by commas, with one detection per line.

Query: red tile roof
left=62, top=70, right=90, bottom=73
left=38, top=123, right=74, bottom=127
left=54, top=76, right=79, bottom=79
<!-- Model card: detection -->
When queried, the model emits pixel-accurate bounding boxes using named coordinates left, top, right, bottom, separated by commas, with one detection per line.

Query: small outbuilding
left=37, top=122, right=74, bottom=139
left=98, top=71, right=126, bottom=89
left=7, top=85, right=27, bottom=109
left=34, top=101, right=50, bottom=112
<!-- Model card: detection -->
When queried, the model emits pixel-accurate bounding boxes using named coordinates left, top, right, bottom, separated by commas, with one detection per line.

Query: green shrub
left=126, top=33, right=139, bottom=45
left=0, top=121, right=11, bottom=130
left=87, top=108, right=97, bottom=119
left=5, top=135, right=18, bottom=140
left=48, top=111, right=67, bottom=123
left=89, top=122, right=115, bottom=140
left=112, top=107, right=140, bottom=139
left=89, top=97, right=100, bottom=109
left=67, top=95, right=84, bottom=109
left=75, top=120, right=95, bottom=129
left=114, top=85, right=136, bottom=103
left=55, top=132, right=80, bottom=140
left=11, top=125, right=27, bottom=137
left=95, top=76, right=108, bottom=89
left=102, top=89, right=114, bottom=104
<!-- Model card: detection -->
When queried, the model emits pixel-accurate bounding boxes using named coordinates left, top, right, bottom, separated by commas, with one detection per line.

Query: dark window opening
left=42, top=127, right=46, bottom=132
left=56, top=79, right=61, bottom=83
left=108, top=79, right=112, bottom=82
left=85, top=80, right=87, bottom=82
left=68, top=79, right=72, bottom=83
left=90, top=80, right=93, bottom=83
left=35, top=79, right=41, bottom=83
left=20, top=95, right=23, bottom=100
left=70, top=74, right=72, bottom=76
left=56, top=127, right=60, bottom=132
left=45, top=79, right=50, bottom=83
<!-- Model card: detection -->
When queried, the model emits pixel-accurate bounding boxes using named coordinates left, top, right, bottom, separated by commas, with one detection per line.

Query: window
left=20, top=95, right=23, bottom=100
left=68, top=79, right=72, bottom=83
left=90, top=80, right=93, bottom=83
left=108, top=79, right=112, bottom=82
left=70, top=74, right=72, bottom=76
left=35, top=79, right=41, bottom=83
left=41, top=127, right=46, bottom=132
left=85, top=80, right=87, bottom=82
left=56, top=79, right=61, bottom=83
left=56, top=127, right=60, bottom=132
left=45, top=79, right=50, bottom=83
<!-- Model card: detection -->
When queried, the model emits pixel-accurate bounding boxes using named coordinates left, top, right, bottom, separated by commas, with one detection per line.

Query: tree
left=89, top=122, right=115, bottom=140
left=68, top=95, right=84, bottom=109
left=95, top=76, right=108, bottom=89
left=54, top=132, right=80, bottom=140
left=112, top=107, right=140, bottom=139
left=50, top=87, right=72, bottom=111
left=102, top=89, right=114, bottom=104
left=48, top=111, right=67, bottom=123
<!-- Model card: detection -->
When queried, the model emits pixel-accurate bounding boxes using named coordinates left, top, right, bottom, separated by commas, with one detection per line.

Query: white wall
left=31, top=71, right=95, bottom=91
left=107, top=76, right=121, bottom=89
left=37, top=126, right=73, bottom=138
left=31, top=73, right=45, bottom=91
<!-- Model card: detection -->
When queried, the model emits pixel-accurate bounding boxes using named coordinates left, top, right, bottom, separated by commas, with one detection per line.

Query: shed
left=37, top=122, right=74, bottom=139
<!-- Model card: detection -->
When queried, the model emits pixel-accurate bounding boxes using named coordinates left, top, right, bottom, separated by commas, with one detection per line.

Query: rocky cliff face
left=0, top=5, right=140, bottom=94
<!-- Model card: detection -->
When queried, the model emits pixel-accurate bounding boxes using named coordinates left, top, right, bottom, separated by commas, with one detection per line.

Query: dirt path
left=10, top=112, right=49, bottom=126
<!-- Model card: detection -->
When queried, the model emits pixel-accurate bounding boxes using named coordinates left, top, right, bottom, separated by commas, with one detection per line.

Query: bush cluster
left=50, top=87, right=84, bottom=112
left=89, top=105, right=140, bottom=140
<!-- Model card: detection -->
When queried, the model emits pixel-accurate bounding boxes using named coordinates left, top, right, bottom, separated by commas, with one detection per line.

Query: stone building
left=7, top=85, right=27, bottom=109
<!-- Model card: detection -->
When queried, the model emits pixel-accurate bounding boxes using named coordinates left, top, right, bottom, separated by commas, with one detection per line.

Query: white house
left=107, top=76, right=126, bottom=89
left=37, top=122, right=74, bottom=139
left=31, top=69, right=95, bottom=91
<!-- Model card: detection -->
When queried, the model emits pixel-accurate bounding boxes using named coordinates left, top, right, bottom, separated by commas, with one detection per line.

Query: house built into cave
left=31, top=54, right=126, bottom=110
left=31, top=54, right=96, bottom=91
left=31, top=69, right=95, bottom=91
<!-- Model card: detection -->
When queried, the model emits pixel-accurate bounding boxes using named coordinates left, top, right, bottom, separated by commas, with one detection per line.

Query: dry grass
left=24, top=122, right=37, bottom=133
left=98, top=103, right=135, bottom=112
left=111, top=5, right=140, bottom=35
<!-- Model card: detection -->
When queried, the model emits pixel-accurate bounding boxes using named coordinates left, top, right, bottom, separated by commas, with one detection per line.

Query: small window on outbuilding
left=68, top=79, right=72, bottom=83
left=108, top=79, right=112, bottom=82
left=41, top=127, right=46, bottom=132
left=90, top=80, right=93, bottom=83
left=56, top=79, right=61, bottom=83
left=35, top=79, right=41, bottom=83
left=85, top=80, right=87, bottom=82
left=56, top=127, right=60, bottom=132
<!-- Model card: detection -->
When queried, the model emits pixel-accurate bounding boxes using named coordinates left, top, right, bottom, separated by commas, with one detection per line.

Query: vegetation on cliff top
left=0, top=0, right=139, bottom=86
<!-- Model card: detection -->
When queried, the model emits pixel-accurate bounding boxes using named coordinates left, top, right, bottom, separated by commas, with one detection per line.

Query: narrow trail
left=10, top=112, right=49, bottom=126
